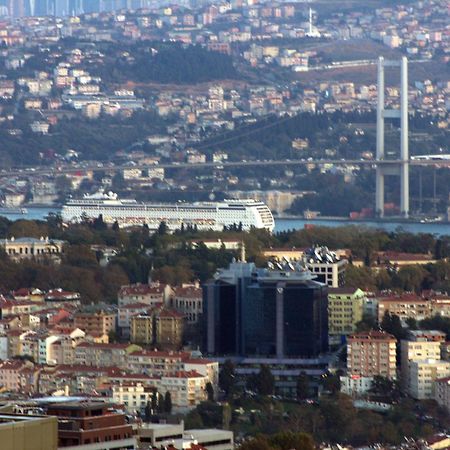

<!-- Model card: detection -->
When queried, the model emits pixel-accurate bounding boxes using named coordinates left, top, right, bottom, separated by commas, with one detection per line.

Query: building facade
left=346, top=331, right=397, bottom=378
left=0, top=237, right=65, bottom=261
left=400, top=330, right=445, bottom=393
left=328, top=287, right=365, bottom=338
left=204, top=262, right=328, bottom=358
left=0, top=414, right=58, bottom=450
left=409, top=359, right=450, bottom=399
left=172, top=286, right=203, bottom=324
left=74, top=310, right=116, bottom=337
left=46, top=401, right=135, bottom=449
left=130, top=307, right=184, bottom=349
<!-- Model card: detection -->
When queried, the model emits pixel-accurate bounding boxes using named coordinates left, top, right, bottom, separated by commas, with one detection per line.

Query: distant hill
left=94, top=42, right=238, bottom=84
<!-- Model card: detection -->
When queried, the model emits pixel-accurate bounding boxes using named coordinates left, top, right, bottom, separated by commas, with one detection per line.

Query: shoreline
left=276, top=215, right=449, bottom=225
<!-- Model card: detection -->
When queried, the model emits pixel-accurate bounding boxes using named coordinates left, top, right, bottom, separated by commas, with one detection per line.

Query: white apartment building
left=159, top=371, right=207, bottom=411
left=400, top=330, right=446, bottom=393
left=137, top=422, right=234, bottom=450
left=409, top=359, right=450, bottom=399
left=112, top=383, right=155, bottom=414
left=118, top=283, right=173, bottom=307
left=434, top=377, right=450, bottom=412
left=340, top=375, right=374, bottom=396
left=112, top=370, right=208, bottom=413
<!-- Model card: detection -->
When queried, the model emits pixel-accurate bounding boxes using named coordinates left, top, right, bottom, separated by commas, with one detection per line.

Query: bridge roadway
left=7, top=158, right=450, bottom=177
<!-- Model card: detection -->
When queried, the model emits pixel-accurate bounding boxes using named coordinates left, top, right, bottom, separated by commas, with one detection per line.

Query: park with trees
left=185, top=358, right=448, bottom=447
left=0, top=215, right=450, bottom=301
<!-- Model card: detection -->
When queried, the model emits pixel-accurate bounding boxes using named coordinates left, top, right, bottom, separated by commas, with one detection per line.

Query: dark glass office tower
left=204, top=262, right=328, bottom=358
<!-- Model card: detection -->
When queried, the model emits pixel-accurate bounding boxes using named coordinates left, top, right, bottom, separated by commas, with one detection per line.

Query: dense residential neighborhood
left=0, top=0, right=447, bottom=218
left=0, top=0, right=449, bottom=450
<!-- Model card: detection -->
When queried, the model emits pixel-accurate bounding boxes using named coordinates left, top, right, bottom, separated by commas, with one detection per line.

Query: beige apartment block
left=347, top=330, right=397, bottom=379
left=409, top=359, right=450, bottom=399
left=400, top=330, right=445, bottom=391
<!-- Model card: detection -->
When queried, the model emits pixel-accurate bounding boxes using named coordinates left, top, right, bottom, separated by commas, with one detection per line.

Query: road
left=7, top=158, right=450, bottom=177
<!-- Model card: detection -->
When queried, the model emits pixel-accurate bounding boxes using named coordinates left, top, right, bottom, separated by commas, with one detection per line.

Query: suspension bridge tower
left=375, top=56, right=410, bottom=218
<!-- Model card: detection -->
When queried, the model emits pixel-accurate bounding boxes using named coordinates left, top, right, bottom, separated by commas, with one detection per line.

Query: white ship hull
left=62, top=195, right=275, bottom=232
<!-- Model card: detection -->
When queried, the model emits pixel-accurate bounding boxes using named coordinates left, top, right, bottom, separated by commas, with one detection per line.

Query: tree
left=356, top=313, right=377, bottom=332
left=184, top=409, right=204, bottom=429
left=196, top=401, right=224, bottom=428
left=219, top=359, right=236, bottom=399
left=393, top=265, right=427, bottom=292
left=151, top=389, right=159, bottom=412
left=93, top=214, right=107, bottom=231
left=55, top=175, right=72, bottom=196
left=269, top=431, right=315, bottom=450
left=63, top=244, right=99, bottom=269
left=420, top=315, right=450, bottom=339
left=296, top=372, right=310, bottom=400
left=205, top=382, right=214, bottom=402
left=255, top=364, right=275, bottom=396
left=108, top=329, right=118, bottom=343
left=344, top=265, right=376, bottom=290
left=144, top=400, right=152, bottom=421
left=239, top=436, right=274, bottom=450
left=164, top=391, right=172, bottom=414
left=369, top=375, right=401, bottom=401
left=157, top=221, right=168, bottom=235
left=381, top=312, right=408, bottom=340
left=405, top=317, right=418, bottom=330
left=321, top=372, right=341, bottom=395
left=8, top=220, right=48, bottom=239
left=112, top=172, right=126, bottom=190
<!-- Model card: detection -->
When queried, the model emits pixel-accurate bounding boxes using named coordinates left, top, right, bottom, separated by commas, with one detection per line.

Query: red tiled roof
left=0, top=360, right=29, bottom=370
left=435, top=377, right=450, bottom=383
left=378, top=293, right=424, bottom=303
left=76, top=342, right=130, bottom=350
left=118, top=302, right=152, bottom=310
left=46, top=289, right=80, bottom=300
left=53, top=364, right=113, bottom=374
left=348, top=330, right=396, bottom=341
left=183, top=358, right=215, bottom=365
left=173, top=286, right=202, bottom=299
left=118, top=284, right=165, bottom=297
left=163, top=370, right=204, bottom=379
left=375, top=251, right=434, bottom=262
left=109, top=373, right=158, bottom=381
left=156, top=309, right=184, bottom=319
left=129, top=350, right=190, bottom=359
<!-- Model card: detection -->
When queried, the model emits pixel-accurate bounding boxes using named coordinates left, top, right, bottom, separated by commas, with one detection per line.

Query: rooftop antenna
left=309, top=7, right=313, bottom=35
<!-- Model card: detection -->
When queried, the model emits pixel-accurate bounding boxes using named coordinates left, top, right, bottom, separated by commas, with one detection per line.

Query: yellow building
left=130, top=313, right=154, bottom=345
left=74, top=310, right=116, bottom=337
left=131, top=308, right=184, bottom=349
left=328, top=288, right=365, bottom=337
left=0, top=414, right=58, bottom=450
left=0, top=237, right=65, bottom=261
left=155, top=309, right=184, bottom=349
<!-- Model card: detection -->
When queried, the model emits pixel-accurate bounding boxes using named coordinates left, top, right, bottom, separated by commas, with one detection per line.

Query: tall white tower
left=309, top=7, right=313, bottom=35
left=305, top=7, right=321, bottom=38
left=375, top=56, right=409, bottom=218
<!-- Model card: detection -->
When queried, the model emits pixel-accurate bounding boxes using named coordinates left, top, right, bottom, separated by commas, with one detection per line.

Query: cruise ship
left=62, top=192, right=275, bottom=232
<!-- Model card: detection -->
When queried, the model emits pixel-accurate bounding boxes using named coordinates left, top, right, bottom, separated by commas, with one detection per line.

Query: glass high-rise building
left=204, top=262, right=328, bottom=358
